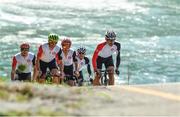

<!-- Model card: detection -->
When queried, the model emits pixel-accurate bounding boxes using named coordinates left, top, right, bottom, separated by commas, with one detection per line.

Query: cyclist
left=11, top=43, right=36, bottom=82
left=36, top=33, right=62, bottom=84
left=57, top=38, right=79, bottom=86
left=92, top=30, right=121, bottom=86
left=76, top=46, right=92, bottom=86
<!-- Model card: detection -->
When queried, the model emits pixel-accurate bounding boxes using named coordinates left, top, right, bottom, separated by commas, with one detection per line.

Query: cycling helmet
left=20, top=43, right=30, bottom=49
left=48, top=33, right=59, bottom=43
left=77, top=46, right=86, bottom=54
left=61, top=38, right=72, bottom=47
left=105, top=30, right=116, bottom=40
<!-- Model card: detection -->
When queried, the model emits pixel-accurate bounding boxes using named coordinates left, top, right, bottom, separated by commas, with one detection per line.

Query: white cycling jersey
left=61, top=49, right=76, bottom=66
left=76, top=57, right=88, bottom=71
left=92, top=41, right=121, bottom=70
left=12, top=52, right=35, bottom=73
left=98, top=43, right=118, bottom=58
left=38, top=43, right=60, bottom=62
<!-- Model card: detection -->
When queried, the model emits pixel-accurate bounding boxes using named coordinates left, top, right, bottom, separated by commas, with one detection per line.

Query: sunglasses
left=79, top=52, right=85, bottom=55
left=62, top=44, right=70, bottom=47
left=49, top=41, right=57, bottom=44
left=21, top=48, right=29, bottom=51
left=106, top=39, right=115, bottom=42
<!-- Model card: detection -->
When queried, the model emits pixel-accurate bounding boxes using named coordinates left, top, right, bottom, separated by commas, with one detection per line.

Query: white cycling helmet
left=105, top=30, right=116, bottom=40
left=77, top=46, right=86, bottom=54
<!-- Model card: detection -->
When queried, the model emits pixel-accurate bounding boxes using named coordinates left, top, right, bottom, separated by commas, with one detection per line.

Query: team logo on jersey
left=111, top=48, right=115, bottom=51
left=52, top=51, right=56, bottom=55
left=68, top=56, right=72, bottom=59
left=27, top=59, right=31, bottom=64
left=81, top=62, right=84, bottom=65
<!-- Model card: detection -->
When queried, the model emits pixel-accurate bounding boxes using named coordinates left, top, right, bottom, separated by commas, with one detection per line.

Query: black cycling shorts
left=40, top=59, right=58, bottom=75
left=64, top=64, right=74, bottom=80
left=96, top=56, right=114, bottom=69
left=17, top=72, right=31, bottom=81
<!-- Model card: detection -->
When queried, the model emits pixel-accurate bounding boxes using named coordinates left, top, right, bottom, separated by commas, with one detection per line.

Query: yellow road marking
left=121, top=86, right=180, bottom=102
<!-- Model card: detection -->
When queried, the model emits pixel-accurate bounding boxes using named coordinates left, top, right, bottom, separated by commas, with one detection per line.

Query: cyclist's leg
left=50, top=69, right=60, bottom=84
left=17, top=73, right=31, bottom=82
left=49, top=59, right=60, bottom=84
left=107, top=66, right=114, bottom=85
left=77, top=71, right=83, bottom=86
left=63, top=66, right=68, bottom=83
left=105, top=56, right=114, bottom=85
left=39, top=60, right=48, bottom=83
left=93, top=56, right=103, bottom=86
left=24, top=73, right=31, bottom=82
left=64, top=65, right=75, bottom=86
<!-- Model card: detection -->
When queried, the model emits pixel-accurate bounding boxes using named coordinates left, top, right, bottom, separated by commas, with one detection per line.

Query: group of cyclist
left=11, top=30, right=121, bottom=86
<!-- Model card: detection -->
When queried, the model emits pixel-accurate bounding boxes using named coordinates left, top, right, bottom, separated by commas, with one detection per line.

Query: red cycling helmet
left=61, top=38, right=72, bottom=47
left=20, top=43, right=30, bottom=49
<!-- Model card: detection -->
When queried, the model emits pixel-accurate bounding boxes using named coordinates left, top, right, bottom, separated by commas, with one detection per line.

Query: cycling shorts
left=64, top=64, right=74, bottom=80
left=40, top=59, right=58, bottom=75
left=16, top=72, right=31, bottom=81
left=96, top=56, right=114, bottom=69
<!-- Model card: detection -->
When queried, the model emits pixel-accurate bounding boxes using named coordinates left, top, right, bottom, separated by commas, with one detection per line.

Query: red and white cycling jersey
left=98, top=42, right=118, bottom=58
left=12, top=52, right=35, bottom=73
left=60, top=49, right=76, bottom=66
left=92, top=41, right=121, bottom=70
left=37, top=43, right=60, bottom=62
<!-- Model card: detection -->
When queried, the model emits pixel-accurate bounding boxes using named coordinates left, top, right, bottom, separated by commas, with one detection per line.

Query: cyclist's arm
left=58, top=61, right=64, bottom=74
left=36, top=45, right=43, bottom=71
left=37, top=45, right=43, bottom=59
left=11, top=56, right=17, bottom=80
left=57, top=56, right=64, bottom=73
left=73, top=51, right=78, bottom=71
left=115, top=42, right=121, bottom=69
left=85, top=57, right=92, bottom=76
left=56, top=48, right=64, bottom=73
left=32, top=55, right=37, bottom=81
left=92, top=42, right=106, bottom=71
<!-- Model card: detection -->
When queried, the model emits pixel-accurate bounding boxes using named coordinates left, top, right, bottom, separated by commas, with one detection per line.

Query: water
left=0, top=0, right=180, bottom=84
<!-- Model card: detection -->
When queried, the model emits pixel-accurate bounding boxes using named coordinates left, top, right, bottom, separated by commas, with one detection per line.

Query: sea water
left=0, top=0, right=180, bottom=84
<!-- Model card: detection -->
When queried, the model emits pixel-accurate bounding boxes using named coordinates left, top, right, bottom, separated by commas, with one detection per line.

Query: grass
left=0, top=89, right=9, bottom=100
left=0, top=79, right=115, bottom=116
left=0, top=77, right=9, bottom=82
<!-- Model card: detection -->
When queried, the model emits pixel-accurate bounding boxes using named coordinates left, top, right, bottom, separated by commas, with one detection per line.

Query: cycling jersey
left=58, top=49, right=77, bottom=66
left=12, top=52, right=36, bottom=73
left=37, top=43, right=60, bottom=63
left=76, top=57, right=92, bottom=75
left=76, top=56, right=92, bottom=85
left=92, top=41, right=121, bottom=70
left=57, top=49, right=77, bottom=81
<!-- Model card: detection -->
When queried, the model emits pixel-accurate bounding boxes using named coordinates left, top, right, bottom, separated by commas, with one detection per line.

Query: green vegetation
left=0, top=77, right=9, bottom=82
left=0, top=81, right=116, bottom=116
left=0, top=89, right=9, bottom=100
